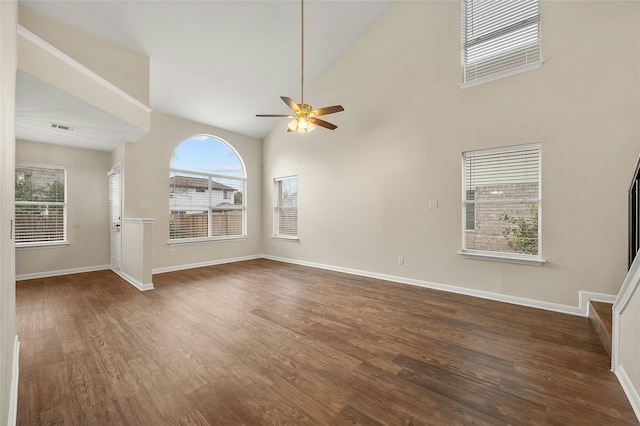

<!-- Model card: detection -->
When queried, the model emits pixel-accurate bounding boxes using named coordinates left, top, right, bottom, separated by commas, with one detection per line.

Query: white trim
left=274, top=175, right=298, bottom=182
left=462, top=142, right=541, bottom=157
left=123, top=217, right=155, bottom=224
left=614, top=365, right=640, bottom=423
left=15, top=264, right=110, bottom=281
left=579, top=291, right=617, bottom=308
left=459, top=250, right=545, bottom=266
left=262, top=255, right=583, bottom=316
left=170, top=167, right=247, bottom=182
left=17, top=25, right=152, bottom=114
left=271, top=236, right=299, bottom=241
left=459, top=60, right=544, bottom=89
left=107, top=165, right=121, bottom=177
left=8, top=336, right=19, bottom=426
left=15, top=161, right=65, bottom=170
left=16, top=241, right=69, bottom=250
left=112, top=268, right=154, bottom=292
left=152, top=254, right=262, bottom=274
left=168, top=235, right=248, bottom=246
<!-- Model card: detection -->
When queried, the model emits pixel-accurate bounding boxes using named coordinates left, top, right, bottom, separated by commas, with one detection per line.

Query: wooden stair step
left=589, top=301, right=613, bottom=356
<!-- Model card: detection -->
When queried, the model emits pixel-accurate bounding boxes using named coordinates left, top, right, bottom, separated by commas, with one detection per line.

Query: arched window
left=169, top=135, right=246, bottom=242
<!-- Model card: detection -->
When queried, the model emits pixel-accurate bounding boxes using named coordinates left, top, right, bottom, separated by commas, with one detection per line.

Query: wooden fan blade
left=310, top=117, right=337, bottom=130
left=312, top=105, right=344, bottom=117
left=287, top=128, right=294, bottom=132
left=256, top=114, right=293, bottom=118
left=281, top=96, right=300, bottom=112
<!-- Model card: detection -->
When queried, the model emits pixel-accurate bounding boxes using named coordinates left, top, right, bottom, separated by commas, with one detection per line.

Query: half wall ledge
left=120, top=218, right=155, bottom=291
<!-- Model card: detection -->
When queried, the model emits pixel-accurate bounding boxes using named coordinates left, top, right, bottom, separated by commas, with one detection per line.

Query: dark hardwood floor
left=16, top=259, right=637, bottom=425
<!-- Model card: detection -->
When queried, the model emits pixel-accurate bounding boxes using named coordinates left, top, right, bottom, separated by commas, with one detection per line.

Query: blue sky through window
left=171, top=135, right=244, bottom=177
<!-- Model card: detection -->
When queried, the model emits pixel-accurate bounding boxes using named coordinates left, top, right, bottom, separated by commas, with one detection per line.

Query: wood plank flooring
left=16, top=259, right=637, bottom=425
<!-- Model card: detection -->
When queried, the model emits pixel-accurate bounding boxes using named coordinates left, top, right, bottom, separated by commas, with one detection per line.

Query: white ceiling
left=19, top=0, right=392, bottom=142
left=16, top=71, right=149, bottom=151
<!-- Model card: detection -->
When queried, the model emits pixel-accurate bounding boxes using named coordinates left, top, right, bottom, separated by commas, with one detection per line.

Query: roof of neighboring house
left=170, top=175, right=236, bottom=192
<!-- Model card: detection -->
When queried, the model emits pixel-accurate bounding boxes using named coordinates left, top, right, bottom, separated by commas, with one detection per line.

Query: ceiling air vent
left=50, top=123, right=78, bottom=132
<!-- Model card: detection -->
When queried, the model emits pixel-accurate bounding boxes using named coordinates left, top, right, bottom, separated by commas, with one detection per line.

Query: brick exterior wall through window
left=465, top=182, right=538, bottom=253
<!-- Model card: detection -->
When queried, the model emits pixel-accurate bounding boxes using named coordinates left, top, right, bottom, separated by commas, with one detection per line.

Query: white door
left=108, top=167, right=122, bottom=271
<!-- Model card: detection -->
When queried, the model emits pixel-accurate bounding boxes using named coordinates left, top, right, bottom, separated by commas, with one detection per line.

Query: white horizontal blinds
left=169, top=170, right=246, bottom=240
left=463, top=145, right=541, bottom=256
left=15, top=165, right=66, bottom=244
left=108, top=170, right=120, bottom=224
left=464, top=147, right=540, bottom=193
left=275, top=177, right=298, bottom=237
left=209, top=175, right=245, bottom=237
left=463, top=0, right=540, bottom=83
left=170, top=172, right=209, bottom=239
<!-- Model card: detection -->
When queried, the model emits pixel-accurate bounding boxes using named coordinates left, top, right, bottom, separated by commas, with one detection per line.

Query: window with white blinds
left=462, top=0, right=541, bottom=85
left=274, top=176, right=298, bottom=238
left=462, top=143, right=541, bottom=259
left=108, top=168, right=120, bottom=224
left=15, top=163, right=67, bottom=246
left=169, top=135, right=246, bottom=243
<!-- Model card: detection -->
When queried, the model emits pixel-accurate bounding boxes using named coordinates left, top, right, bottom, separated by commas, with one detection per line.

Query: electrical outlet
left=170, top=248, right=175, bottom=256
left=139, top=201, right=148, bottom=209
left=428, top=200, right=438, bottom=209
left=398, top=256, right=404, bottom=265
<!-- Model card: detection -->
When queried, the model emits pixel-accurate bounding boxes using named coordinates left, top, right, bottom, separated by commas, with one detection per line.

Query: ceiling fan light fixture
left=256, top=0, right=343, bottom=134
left=289, top=116, right=315, bottom=134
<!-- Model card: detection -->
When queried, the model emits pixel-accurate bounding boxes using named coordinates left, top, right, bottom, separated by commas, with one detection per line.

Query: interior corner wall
left=122, top=111, right=263, bottom=271
left=262, top=1, right=640, bottom=308
left=0, top=1, right=17, bottom=425
left=15, top=141, right=112, bottom=277
left=17, top=5, right=149, bottom=105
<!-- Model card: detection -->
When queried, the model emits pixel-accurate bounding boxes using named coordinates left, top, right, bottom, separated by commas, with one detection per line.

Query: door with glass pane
left=108, top=167, right=121, bottom=271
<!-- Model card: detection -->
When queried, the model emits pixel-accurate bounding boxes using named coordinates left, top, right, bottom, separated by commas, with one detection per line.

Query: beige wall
left=18, top=6, right=149, bottom=105
left=0, top=2, right=17, bottom=424
left=122, top=112, right=262, bottom=271
left=262, top=1, right=640, bottom=307
left=15, top=141, right=112, bottom=276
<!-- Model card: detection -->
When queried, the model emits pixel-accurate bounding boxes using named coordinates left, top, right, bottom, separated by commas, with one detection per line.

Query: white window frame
left=273, top=176, right=299, bottom=240
left=15, top=162, right=68, bottom=249
left=461, top=0, right=543, bottom=88
left=460, top=143, right=545, bottom=266
left=169, top=168, right=247, bottom=245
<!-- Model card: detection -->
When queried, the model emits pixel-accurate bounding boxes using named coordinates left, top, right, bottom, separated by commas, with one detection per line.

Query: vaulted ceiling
left=19, top=0, right=392, bottom=141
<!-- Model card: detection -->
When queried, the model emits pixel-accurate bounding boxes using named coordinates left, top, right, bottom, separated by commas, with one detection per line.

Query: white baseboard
left=152, top=255, right=262, bottom=275
left=112, top=269, right=154, bottom=292
left=579, top=291, right=617, bottom=315
left=8, top=335, right=19, bottom=426
left=615, top=365, right=640, bottom=423
left=16, top=264, right=110, bottom=281
left=262, top=255, right=587, bottom=317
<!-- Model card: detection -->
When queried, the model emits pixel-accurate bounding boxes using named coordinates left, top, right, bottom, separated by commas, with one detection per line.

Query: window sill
left=168, top=236, right=248, bottom=246
left=16, top=241, right=69, bottom=250
left=271, top=235, right=299, bottom=241
left=459, top=250, right=546, bottom=266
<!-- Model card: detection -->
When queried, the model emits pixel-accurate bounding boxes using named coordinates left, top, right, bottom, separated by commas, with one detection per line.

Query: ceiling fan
left=256, top=0, right=344, bottom=134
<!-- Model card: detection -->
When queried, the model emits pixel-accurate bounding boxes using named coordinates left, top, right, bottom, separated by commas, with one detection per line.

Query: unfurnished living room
left=1, top=0, right=640, bottom=425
